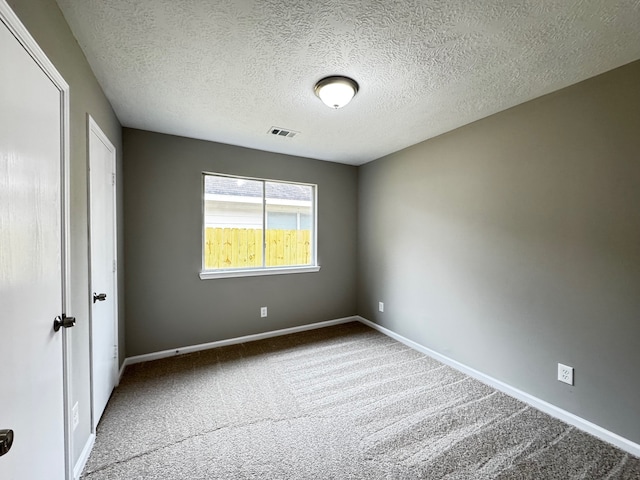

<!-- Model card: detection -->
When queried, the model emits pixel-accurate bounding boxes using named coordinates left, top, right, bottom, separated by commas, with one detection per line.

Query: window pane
left=202, top=174, right=316, bottom=273
left=204, top=175, right=263, bottom=269
left=265, top=181, right=313, bottom=267
left=299, top=214, right=312, bottom=230
left=267, top=212, right=297, bottom=229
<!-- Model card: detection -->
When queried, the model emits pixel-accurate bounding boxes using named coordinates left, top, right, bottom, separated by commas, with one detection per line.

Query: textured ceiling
left=55, top=0, right=640, bottom=165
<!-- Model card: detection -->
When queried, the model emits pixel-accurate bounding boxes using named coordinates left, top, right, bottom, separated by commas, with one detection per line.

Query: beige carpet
left=82, top=322, right=640, bottom=479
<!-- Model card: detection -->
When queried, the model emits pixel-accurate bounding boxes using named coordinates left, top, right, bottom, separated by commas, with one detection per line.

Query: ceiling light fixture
left=314, top=76, right=359, bottom=109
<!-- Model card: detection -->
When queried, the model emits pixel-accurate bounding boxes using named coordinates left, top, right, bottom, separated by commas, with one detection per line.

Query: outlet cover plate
left=558, top=363, right=574, bottom=385
left=260, top=307, right=267, bottom=318
left=378, top=302, right=384, bottom=312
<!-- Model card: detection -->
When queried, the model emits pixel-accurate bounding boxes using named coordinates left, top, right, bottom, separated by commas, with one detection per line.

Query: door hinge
left=113, top=260, right=117, bottom=273
left=111, top=173, right=116, bottom=186
left=113, top=345, right=118, bottom=360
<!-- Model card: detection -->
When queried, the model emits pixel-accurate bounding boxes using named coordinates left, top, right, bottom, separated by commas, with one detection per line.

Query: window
left=200, top=173, right=319, bottom=279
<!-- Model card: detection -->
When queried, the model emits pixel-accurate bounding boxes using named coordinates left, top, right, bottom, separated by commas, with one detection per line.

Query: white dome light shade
left=314, top=76, right=359, bottom=109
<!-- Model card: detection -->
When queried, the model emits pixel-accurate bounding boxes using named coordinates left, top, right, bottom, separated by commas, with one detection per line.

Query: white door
left=88, top=116, right=118, bottom=429
left=0, top=4, right=70, bottom=480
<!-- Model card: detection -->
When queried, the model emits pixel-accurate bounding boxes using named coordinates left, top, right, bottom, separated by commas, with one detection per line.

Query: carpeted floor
left=82, top=322, right=640, bottom=479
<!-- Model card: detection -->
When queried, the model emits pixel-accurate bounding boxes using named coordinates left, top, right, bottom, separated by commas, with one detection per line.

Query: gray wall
left=358, top=61, right=640, bottom=444
left=124, top=129, right=358, bottom=357
left=7, top=0, right=124, bottom=464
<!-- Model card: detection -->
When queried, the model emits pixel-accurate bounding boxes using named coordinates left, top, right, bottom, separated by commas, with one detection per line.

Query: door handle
left=0, top=429, right=14, bottom=457
left=53, top=314, right=76, bottom=332
left=93, top=292, right=107, bottom=303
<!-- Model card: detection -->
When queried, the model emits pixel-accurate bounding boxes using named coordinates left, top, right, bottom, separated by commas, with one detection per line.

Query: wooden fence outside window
left=204, top=227, right=311, bottom=269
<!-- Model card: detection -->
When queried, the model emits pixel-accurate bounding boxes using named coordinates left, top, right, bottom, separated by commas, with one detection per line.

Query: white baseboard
left=123, top=316, right=358, bottom=368
left=73, top=433, right=95, bottom=480
left=118, top=359, right=127, bottom=384
left=356, top=316, right=640, bottom=458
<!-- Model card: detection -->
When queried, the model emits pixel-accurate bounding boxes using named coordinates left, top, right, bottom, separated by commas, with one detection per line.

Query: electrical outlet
left=378, top=302, right=384, bottom=312
left=72, top=402, right=79, bottom=430
left=558, top=363, right=574, bottom=385
left=260, top=307, right=267, bottom=318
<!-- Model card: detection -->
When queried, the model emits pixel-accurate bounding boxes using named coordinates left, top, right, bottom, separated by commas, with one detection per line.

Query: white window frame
left=199, top=172, right=320, bottom=280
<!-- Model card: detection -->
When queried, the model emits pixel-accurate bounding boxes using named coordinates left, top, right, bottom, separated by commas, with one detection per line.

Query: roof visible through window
left=204, top=175, right=312, bottom=201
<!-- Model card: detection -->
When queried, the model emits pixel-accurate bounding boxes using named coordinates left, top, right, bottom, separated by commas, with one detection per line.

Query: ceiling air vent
left=268, top=126, right=299, bottom=138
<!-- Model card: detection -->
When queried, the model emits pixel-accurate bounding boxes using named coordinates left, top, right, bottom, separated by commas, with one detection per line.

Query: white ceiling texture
left=56, top=0, right=640, bottom=165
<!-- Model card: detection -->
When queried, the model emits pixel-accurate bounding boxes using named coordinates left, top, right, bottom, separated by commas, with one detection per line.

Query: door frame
left=87, top=114, right=119, bottom=432
left=0, top=1, right=72, bottom=478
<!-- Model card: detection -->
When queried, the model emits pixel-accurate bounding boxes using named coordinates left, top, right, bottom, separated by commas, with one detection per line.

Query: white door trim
left=0, top=1, right=72, bottom=478
left=87, top=114, right=119, bottom=432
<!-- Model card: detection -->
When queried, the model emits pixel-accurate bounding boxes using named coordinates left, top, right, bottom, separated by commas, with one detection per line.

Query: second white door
left=88, top=116, right=118, bottom=429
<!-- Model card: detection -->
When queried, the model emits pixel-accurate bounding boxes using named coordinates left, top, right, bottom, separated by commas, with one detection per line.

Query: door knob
left=93, top=292, right=107, bottom=303
left=0, top=429, right=14, bottom=457
left=53, top=314, right=76, bottom=332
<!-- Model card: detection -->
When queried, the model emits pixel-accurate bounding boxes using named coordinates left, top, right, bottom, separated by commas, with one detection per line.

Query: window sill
left=199, top=265, right=321, bottom=280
